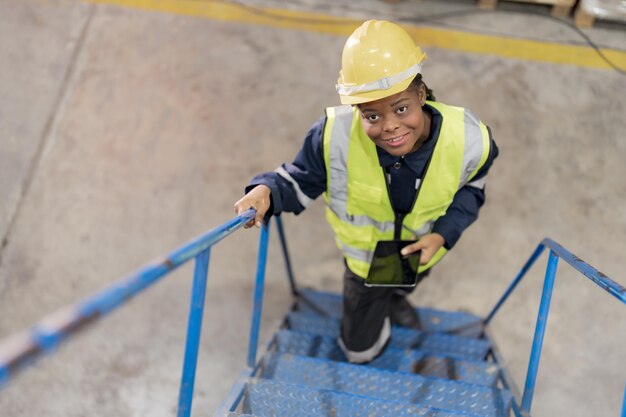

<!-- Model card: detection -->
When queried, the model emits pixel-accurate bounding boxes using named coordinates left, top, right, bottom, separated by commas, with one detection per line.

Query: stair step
left=243, top=378, right=471, bottom=416
left=260, top=352, right=512, bottom=417
left=298, top=288, right=483, bottom=338
left=274, top=330, right=499, bottom=386
left=287, top=311, right=490, bottom=361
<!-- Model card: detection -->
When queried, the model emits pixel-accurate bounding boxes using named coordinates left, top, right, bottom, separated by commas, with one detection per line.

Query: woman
left=234, top=20, right=498, bottom=363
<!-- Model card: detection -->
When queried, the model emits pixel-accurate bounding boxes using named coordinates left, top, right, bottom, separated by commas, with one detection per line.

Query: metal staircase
left=219, top=288, right=512, bottom=417
left=0, top=210, right=624, bottom=417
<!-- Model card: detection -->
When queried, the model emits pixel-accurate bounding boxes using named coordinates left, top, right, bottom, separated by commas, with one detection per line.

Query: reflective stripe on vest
left=323, top=102, right=490, bottom=278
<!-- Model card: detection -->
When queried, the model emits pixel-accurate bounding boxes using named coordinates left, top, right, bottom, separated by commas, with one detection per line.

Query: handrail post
left=177, top=248, right=211, bottom=417
left=247, top=219, right=271, bottom=368
left=520, top=250, right=559, bottom=414
left=485, top=243, right=546, bottom=325
left=275, top=215, right=298, bottom=296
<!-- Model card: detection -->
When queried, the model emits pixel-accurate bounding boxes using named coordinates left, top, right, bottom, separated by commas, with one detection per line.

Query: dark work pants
left=338, top=264, right=429, bottom=363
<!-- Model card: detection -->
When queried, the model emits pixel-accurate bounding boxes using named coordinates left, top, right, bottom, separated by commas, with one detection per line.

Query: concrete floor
left=0, top=0, right=625, bottom=416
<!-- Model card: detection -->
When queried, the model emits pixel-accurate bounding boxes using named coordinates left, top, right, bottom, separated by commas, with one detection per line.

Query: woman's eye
left=396, top=106, right=408, bottom=114
left=366, top=114, right=380, bottom=122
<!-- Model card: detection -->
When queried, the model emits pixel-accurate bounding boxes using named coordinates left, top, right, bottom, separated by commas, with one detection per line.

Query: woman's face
left=357, top=86, right=429, bottom=157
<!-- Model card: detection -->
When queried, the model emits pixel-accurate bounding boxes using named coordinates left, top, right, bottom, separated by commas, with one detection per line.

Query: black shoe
left=390, top=296, right=423, bottom=329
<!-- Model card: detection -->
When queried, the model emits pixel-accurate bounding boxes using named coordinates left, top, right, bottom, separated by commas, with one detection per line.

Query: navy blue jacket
left=247, top=104, right=498, bottom=250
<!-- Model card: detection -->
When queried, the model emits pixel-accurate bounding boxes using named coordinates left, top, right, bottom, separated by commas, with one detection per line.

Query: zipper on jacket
left=383, top=166, right=406, bottom=240
left=394, top=212, right=405, bottom=240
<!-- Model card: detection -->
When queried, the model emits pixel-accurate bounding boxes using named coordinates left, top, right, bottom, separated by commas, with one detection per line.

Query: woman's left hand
left=400, top=233, right=445, bottom=265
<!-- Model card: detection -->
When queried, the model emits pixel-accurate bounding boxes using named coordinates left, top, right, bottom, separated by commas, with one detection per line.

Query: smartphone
left=365, top=240, right=421, bottom=287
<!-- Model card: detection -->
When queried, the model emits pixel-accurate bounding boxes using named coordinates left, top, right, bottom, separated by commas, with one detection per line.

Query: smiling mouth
left=383, top=133, right=407, bottom=144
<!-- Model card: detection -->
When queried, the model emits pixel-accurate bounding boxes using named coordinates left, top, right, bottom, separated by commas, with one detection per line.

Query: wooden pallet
left=574, top=5, right=595, bottom=27
left=574, top=1, right=626, bottom=28
left=478, top=0, right=577, bottom=17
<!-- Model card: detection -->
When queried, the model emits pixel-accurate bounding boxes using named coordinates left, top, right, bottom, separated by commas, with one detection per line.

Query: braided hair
left=409, top=74, right=436, bottom=102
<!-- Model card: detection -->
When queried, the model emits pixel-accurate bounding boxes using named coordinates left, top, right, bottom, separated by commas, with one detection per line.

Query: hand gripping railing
left=484, top=238, right=626, bottom=417
left=0, top=209, right=280, bottom=417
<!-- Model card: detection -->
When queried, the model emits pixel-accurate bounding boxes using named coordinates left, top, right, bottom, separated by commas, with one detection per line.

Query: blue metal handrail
left=0, top=209, right=259, bottom=417
left=247, top=218, right=271, bottom=368
left=484, top=238, right=626, bottom=417
left=1, top=212, right=624, bottom=417
left=275, top=214, right=298, bottom=296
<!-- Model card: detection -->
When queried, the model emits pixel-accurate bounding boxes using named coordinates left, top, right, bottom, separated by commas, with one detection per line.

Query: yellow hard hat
left=336, top=20, right=427, bottom=105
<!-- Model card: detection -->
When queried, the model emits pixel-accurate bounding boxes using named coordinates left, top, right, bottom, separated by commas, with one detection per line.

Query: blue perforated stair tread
left=243, top=378, right=474, bottom=416
left=260, top=352, right=512, bottom=417
left=287, top=311, right=490, bottom=361
left=273, top=329, right=499, bottom=386
left=298, top=288, right=483, bottom=338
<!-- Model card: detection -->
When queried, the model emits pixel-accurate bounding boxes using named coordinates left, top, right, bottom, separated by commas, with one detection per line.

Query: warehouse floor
left=0, top=0, right=625, bottom=416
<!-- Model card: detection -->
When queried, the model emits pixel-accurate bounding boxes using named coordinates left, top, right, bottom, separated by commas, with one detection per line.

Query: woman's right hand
left=233, top=185, right=272, bottom=229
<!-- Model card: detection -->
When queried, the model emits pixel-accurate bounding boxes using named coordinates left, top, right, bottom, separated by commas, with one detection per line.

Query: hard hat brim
left=339, top=77, right=414, bottom=105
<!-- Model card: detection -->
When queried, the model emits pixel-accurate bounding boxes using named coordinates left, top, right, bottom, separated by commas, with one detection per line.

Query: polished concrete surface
left=0, top=0, right=625, bottom=416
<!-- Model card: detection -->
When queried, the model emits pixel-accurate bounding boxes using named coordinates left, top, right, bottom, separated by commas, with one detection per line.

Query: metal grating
left=286, top=311, right=490, bottom=360
left=297, top=288, right=484, bottom=338
left=260, top=352, right=512, bottom=417
left=274, top=330, right=499, bottom=386
left=243, top=378, right=468, bottom=416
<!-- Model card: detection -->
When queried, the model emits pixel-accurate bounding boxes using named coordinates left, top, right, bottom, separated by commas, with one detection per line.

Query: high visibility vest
left=322, top=101, right=491, bottom=279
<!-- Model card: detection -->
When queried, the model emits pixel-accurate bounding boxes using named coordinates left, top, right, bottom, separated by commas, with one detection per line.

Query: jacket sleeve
left=246, top=116, right=327, bottom=217
left=432, top=127, right=499, bottom=250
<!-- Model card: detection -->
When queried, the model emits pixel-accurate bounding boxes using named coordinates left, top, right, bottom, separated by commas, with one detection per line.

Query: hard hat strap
left=336, top=63, right=422, bottom=96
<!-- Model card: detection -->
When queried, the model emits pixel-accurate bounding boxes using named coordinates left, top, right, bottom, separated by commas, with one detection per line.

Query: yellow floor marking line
left=87, top=0, right=625, bottom=71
